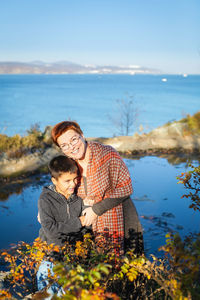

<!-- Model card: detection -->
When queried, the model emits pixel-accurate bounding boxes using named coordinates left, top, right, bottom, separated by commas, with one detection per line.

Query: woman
left=51, top=121, right=143, bottom=255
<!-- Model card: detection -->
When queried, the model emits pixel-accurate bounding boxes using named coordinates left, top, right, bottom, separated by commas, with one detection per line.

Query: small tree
left=109, top=96, right=139, bottom=136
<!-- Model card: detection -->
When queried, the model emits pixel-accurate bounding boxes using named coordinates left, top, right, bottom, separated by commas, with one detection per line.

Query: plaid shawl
left=77, top=141, right=133, bottom=254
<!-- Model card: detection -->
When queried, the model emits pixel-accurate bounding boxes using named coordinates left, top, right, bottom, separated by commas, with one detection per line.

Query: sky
left=0, top=0, right=200, bottom=74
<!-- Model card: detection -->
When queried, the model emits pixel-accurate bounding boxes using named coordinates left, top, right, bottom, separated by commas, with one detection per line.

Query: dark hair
left=48, top=155, right=78, bottom=179
left=51, top=121, right=83, bottom=147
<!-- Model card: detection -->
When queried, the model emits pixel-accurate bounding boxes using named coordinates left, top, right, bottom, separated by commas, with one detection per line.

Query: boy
left=37, top=155, right=88, bottom=298
left=38, top=155, right=87, bottom=246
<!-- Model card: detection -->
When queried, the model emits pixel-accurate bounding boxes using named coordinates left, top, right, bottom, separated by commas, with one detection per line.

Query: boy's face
left=52, top=172, right=78, bottom=197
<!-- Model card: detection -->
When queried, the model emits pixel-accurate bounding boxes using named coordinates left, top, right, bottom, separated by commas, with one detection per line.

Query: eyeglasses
left=59, top=136, right=80, bottom=151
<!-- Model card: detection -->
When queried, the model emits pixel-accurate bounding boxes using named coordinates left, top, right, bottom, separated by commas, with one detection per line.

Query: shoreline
left=1, top=143, right=200, bottom=180
left=0, top=116, right=200, bottom=186
left=0, top=152, right=199, bottom=202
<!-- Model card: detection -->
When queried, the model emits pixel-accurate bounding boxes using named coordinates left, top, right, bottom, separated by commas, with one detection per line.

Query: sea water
left=0, top=74, right=199, bottom=137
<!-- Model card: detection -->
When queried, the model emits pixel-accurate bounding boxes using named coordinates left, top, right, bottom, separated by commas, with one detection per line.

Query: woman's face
left=57, top=129, right=86, bottom=160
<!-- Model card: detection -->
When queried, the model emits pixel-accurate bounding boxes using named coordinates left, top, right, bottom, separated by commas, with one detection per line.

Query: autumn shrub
left=0, top=289, right=12, bottom=299
left=0, top=238, right=61, bottom=298
left=171, top=164, right=200, bottom=298
left=160, top=232, right=200, bottom=299
left=0, top=233, right=191, bottom=299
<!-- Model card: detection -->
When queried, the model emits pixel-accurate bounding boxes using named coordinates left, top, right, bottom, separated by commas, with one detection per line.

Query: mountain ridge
left=0, top=61, right=160, bottom=75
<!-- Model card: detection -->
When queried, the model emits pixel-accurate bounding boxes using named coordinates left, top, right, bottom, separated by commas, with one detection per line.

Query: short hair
left=51, top=121, right=83, bottom=147
left=48, top=155, right=78, bottom=179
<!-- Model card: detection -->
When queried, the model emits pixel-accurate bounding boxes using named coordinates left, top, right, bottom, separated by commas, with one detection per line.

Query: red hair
left=51, top=121, right=83, bottom=146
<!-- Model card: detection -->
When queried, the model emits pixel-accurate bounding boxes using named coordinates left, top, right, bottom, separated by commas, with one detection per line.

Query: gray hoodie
left=38, top=185, right=85, bottom=246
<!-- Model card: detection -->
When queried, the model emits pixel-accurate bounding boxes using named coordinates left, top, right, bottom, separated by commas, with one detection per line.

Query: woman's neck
left=77, top=143, right=90, bottom=176
left=78, top=142, right=90, bottom=165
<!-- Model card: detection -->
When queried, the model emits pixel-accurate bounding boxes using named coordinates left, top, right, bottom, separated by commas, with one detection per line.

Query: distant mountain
left=0, top=61, right=161, bottom=75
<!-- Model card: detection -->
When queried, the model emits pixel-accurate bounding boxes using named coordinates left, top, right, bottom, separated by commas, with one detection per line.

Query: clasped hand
left=82, top=207, right=97, bottom=226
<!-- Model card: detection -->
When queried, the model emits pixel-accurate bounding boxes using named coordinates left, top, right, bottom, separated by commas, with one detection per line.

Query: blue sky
left=0, top=0, right=199, bottom=74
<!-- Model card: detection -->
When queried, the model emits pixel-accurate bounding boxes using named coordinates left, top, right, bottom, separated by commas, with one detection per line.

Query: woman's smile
left=57, top=129, right=86, bottom=160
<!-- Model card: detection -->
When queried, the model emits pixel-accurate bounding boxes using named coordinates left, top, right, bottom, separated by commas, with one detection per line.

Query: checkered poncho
left=77, top=141, right=133, bottom=254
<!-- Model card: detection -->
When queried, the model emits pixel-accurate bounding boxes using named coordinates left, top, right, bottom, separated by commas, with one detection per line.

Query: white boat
left=161, top=78, right=167, bottom=82
left=183, top=73, right=188, bottom=77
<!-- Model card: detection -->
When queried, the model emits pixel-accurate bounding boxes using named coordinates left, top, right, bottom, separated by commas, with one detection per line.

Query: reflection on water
left=0, top=156, right=199, bottom=256
left=126, top=156, right=200, bottom=256
left=129, top=153, right=200, bottom=167
left=159, top=153, right=200, bottom=167
left=0, top=174, right=50, bottom=201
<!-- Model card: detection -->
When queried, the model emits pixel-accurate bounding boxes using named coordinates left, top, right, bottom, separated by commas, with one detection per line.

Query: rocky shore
left=93, top=120, right=200, bottom=155
left=0, top=119, right=200, bottom=179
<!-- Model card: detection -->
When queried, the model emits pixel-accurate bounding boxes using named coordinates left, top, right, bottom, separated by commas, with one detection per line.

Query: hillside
left=0, top=61, right=160, bottom=75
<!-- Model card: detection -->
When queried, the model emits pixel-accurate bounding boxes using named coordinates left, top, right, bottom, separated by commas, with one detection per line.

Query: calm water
left=0, top=74, right=199, bottom=256
left=0, top=74, right=200, bottom=137
left=0, top=156, right=199, bottom=256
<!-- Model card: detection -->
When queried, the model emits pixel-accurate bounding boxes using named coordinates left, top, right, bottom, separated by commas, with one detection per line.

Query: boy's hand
left=79, top=215, right=85, bottom=226
left=82, top=207, right=97, bottom=226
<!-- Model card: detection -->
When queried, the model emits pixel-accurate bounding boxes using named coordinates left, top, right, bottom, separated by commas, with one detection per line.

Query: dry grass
left=0, top=124, right=52, bottom=159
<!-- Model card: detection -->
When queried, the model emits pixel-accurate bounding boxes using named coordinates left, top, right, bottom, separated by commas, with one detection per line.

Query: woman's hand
left=82, top=207, right=97, bottom=226
left=83, top=197, right=94, bottom=206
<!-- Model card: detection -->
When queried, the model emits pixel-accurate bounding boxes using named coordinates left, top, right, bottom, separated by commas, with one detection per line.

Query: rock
left=98, top=121, right=200, bottom=154
left=0, top=147, right=60, bottom=177
left=149, top=121, right=188, bottom=138
left=43, top=125, right=53, bottom=144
